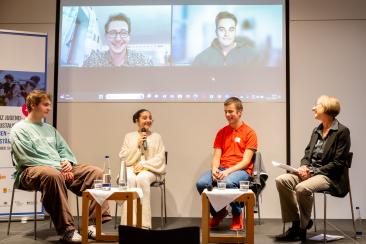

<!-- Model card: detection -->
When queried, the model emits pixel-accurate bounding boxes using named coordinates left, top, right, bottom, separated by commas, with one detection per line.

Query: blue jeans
left=196, top=168, right=251, bottom=216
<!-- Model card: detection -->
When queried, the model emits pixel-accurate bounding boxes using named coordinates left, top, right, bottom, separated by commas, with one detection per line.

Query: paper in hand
left=272, top=161, right=299, bottom=173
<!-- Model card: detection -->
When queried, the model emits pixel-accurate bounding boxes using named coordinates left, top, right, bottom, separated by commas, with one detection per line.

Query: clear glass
left=217, top=180, right=226, bottom=190
left=239, top=181, right=250, bottom=192
left=93, top=179, right=103, bottom=190
left=118, top=182, right=128, bottom=191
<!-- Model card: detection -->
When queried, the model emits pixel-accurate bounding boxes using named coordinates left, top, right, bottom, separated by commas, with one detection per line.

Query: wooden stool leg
left=136, top=197, right=142, bottom=228
left=201, top=194, right=209, bottom=244
left=246, top=195, right=255, bottom=244
left=81, top=192, right=89, bottom=244
left=127, top=196, right=133, bottom=226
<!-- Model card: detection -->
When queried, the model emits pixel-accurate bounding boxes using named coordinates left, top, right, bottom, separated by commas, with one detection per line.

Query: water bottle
left=102, top=155, right=112, bottom=191
left=118, top=160, right=128, bottom=191
left=355, top=206, right=363, bottom=239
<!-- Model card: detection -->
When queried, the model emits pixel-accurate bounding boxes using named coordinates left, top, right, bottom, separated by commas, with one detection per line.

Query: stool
left=201, top=191, right=255, bottom=244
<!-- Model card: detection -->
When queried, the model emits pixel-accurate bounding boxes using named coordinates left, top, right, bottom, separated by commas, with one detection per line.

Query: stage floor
left=0, top=217, right=363, bottom=243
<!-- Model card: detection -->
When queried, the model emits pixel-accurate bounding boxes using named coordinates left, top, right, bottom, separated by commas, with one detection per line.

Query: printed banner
left=0, top=29, right=47, bottom=220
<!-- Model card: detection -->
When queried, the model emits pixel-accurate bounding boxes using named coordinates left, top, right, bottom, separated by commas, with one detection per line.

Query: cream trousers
left=120, top=167, right=158, bottom=228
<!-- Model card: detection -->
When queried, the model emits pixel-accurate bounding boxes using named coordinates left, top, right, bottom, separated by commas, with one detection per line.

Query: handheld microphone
left=206, top=184, right=213, bottom=191
left=140, top=128, right=147, bottom=151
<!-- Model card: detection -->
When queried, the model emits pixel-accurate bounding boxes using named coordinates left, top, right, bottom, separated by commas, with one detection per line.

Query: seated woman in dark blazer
left=275, top=95, right=351, bottom=242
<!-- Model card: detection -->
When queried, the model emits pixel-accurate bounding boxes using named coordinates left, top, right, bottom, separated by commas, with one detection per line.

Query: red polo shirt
left=213, top=122, right=257, bottom=175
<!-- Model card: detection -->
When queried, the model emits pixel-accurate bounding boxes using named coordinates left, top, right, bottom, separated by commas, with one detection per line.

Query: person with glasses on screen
left=10, top=90, right=111, bottom=243
left=192, top=11, right=259, bottom=66
left=83, top=13, right=152, bottom=67
left=196, top=97, right=257, bottom=231
left=275, top=95, right=351, bottom=242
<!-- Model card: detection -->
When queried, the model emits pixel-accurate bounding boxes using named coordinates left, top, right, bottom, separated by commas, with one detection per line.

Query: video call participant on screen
left=10, top=90, right=111, bottom=243
left=192, top=11, right=259, bottom=66
left=275, top=95, right=351, bottom=242
left=119, top=109, right=166, bottom=229
left=196, top=97, right=257, bottom=230
left=83, top=13, right=153, bottom=67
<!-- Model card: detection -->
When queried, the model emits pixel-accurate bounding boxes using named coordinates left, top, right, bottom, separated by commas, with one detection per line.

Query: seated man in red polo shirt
left=196, top=96, right=257, bottom=230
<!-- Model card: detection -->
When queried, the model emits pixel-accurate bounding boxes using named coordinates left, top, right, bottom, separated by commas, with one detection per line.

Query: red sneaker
left=230, top=213, right=243, bottom=231
left=209, top=208, right=228, bottom=228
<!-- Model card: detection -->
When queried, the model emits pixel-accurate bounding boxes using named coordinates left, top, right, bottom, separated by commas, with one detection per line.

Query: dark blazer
left=300, top=121, right=351, bottom=197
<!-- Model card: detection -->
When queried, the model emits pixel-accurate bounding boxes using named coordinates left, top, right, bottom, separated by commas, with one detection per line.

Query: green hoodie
left=10, top=119, right=77, bottom=187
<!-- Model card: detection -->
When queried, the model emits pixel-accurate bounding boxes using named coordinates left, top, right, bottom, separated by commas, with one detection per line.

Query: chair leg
left=49, top=215, right=52, bottom=229
left=7, top=185, right=16, bottom=236
left=76, top=196, right=80, bottom=232
left=243, top=202, right=246, bottom=221
left=34, top=191, right=37, bottom=240
left=313, top=195, right=317, bottom=232
left=114, top=202, right=119, bottom=229
left=257, top=194, right=261, bottom=225
left=348, top=188, right=356, bottom=236
left=160, top=185, right=164, bottom=228
left=323, top=192, right=326, bottom=244
left=163, top=183, right=167, bottom=224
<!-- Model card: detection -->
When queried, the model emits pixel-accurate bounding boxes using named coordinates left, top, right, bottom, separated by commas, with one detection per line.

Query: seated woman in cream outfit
left=119, top=109, right=166, bottom=228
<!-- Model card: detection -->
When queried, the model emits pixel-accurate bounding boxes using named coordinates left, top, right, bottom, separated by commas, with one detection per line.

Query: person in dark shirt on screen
left=192, top=11, right=259, bottom=66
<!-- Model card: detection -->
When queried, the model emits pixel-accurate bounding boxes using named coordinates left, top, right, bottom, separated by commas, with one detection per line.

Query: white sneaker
left=60, top=230, right=82, bottom=243
left=88, top=225, right=96, bottom=239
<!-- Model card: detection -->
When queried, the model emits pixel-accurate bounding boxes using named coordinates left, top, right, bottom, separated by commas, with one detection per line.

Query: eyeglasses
left=106, top=30, right=129, bottom=39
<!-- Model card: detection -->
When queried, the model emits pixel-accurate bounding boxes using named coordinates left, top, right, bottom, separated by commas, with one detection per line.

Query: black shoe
left=275, top=227, right=301, bottom=242
left=299, top=228, right=307, bottom=242
left=306, top=219, right=313, bottom=230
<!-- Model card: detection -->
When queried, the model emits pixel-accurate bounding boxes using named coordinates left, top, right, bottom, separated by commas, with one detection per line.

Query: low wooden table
left=201, top=191, right=255, bottom=244
left=81, top=190, right=142, bottom=244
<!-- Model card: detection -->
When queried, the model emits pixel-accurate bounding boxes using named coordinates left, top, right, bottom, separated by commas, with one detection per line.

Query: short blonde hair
left=317, top=95, right=340, bottom=118
left=26, top=90, right=51, bottom=112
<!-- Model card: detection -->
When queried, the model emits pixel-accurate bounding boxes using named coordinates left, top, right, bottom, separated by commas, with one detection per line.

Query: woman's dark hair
left=26, top=80, right=36, bottom=89
left=132, top=109, right=149, bottom=123
left=30, top=75, right=40, bottom=83
left=4, top=74, right=14, bottom=81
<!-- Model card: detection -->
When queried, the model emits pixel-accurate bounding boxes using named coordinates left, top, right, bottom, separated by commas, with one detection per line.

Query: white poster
left=0, top=29, right=47, bottom=220
left=0, top=167, right=43, bottom=220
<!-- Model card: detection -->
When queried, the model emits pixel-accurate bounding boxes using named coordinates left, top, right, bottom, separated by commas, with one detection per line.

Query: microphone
left=205, top=184, right=213, bottom=191
left=140, top=128, right=147, bottom=151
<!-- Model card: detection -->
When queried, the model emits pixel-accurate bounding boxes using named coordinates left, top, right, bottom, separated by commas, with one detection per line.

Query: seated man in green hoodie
left=10, top=90, right=111, bottom=243
left=192, top=11, right=259, bottom=66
